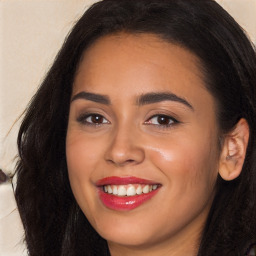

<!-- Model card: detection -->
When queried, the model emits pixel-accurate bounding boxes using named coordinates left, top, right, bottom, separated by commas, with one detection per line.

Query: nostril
left=127, top=159, right=134, bottom=163
left=106, top=158, right=135, bottom=166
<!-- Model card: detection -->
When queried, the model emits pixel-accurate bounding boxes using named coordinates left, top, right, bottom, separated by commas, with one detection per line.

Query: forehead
left=73, top=33, right=215, bottom=113
left=76, top=33, right=204, bottom=82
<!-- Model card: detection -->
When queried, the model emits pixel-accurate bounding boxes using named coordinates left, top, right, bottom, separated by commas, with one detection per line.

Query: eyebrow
left=137, top=92, right=194, bottom=110
left=71, top=91, right=193, bottom=110
left=71, top=91, right=110, bottom=105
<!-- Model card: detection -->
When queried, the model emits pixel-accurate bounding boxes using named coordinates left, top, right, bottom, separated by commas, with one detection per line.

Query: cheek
left=140, top=135, right=219, bottom=238
left=146, top=133, right=219, bottom=192
left=66, top=132, right=100, bottom=194
left=66, top=132, right=103, bottom=176
left=66, top=133, right=102, bottom=222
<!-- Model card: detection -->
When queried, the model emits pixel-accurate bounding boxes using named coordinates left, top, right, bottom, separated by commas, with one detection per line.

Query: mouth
left=96, top=176, right=161, bottom=211
left=103, top=183, right=159, bottom=196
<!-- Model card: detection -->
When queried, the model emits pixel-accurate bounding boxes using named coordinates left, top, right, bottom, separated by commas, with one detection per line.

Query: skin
left=66, top=33, right=222, bottom=256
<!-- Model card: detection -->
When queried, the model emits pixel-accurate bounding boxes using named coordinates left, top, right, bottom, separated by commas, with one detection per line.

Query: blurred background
left=0, top=1, right=255, bottom=255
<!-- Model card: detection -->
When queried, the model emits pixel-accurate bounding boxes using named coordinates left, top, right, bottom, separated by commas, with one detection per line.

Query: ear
left=219, top=118, right=249, bottom=181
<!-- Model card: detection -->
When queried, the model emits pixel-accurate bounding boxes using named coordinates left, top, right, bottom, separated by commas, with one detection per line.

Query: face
left=66, top=33, right=221, bottom=254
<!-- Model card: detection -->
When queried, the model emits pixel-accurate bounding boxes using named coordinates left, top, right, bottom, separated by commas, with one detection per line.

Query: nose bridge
left=105, top=119, right=145, bottom=166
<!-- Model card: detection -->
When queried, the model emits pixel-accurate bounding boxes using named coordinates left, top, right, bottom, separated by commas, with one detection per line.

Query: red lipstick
left=96, top=176, right=160, bottom=211
left=96, top=176, right=158, bottom=186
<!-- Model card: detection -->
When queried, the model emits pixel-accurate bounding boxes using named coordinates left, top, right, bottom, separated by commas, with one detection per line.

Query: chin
left=101, top=228, right=160, bottom=249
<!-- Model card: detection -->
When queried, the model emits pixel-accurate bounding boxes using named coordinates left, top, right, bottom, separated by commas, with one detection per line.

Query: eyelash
left=145, top=114, right=179, bottom=128
left=77, top=113, right=109, bottom=126
left=77, top=113, right=179, bottom=128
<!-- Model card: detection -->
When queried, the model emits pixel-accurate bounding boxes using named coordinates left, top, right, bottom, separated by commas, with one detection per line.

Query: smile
left=96, top=176, right=161, bottom=211
left=103, top=184, right=159, bottom=197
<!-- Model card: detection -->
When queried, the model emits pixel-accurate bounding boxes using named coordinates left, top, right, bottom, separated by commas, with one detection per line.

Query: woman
left=15, top=0, right=256, bottom=255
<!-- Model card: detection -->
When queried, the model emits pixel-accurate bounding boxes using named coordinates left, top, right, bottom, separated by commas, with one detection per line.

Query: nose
left=104, top=124, right=145, bottom=167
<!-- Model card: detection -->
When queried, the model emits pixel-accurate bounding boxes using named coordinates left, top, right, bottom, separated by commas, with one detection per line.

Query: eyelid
left=77, top=112, right=110, bottom=126
left=144, top=113, right=179, bottom=127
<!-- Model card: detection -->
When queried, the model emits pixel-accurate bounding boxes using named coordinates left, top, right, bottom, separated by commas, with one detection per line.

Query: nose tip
left=104, top=131, right=145, bottom=167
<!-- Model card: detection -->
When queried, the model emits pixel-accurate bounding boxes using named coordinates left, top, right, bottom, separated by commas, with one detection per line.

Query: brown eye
left=145, top=114, right=178, bottom=127
left=156, top=116, right=172, bottom=125
left=90, top=114, right=105, bottom=124
left=77, top=113, right=109, bottom=125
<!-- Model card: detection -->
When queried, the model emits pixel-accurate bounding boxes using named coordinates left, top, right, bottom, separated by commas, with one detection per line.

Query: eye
left=77, top=113, right=109, bottom=125
left=145, top=114, right=178, bottom=127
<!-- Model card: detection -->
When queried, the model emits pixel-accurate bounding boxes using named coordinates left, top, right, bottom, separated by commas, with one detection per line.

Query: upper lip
left=96, top=176, right=160, bottom=186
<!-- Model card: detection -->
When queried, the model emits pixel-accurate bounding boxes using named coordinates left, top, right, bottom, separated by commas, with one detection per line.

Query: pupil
left=157, top=116, right=169, bottom=125
left=92, top=115, right=102, bottom=123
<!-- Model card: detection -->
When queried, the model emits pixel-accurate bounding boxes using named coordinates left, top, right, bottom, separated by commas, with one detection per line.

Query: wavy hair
left=15, top=0, right=256, bottom=255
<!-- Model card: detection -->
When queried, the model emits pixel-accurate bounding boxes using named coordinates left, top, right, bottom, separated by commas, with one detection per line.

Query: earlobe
left=218, top=118, right=249, bottom=181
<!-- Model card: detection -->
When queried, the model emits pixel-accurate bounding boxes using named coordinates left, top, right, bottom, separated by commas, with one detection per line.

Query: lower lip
left=98, top=189, right=159, bottom=211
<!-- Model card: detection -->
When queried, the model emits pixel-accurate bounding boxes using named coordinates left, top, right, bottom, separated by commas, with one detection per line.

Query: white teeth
left=127, top=185, right=136, bottom=196
left=142, top=185, right=149, bottom=194
left=117, top=185, right=127, bottom=196
left=113, top=185, right=118, bottom=195
left=103, top=184, right=159, bottom=197
left=152, top=184, right=158, bottom=190
left=107, top=185, right=112, bottom=194
left=136, top=185, right=142, bottom=195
